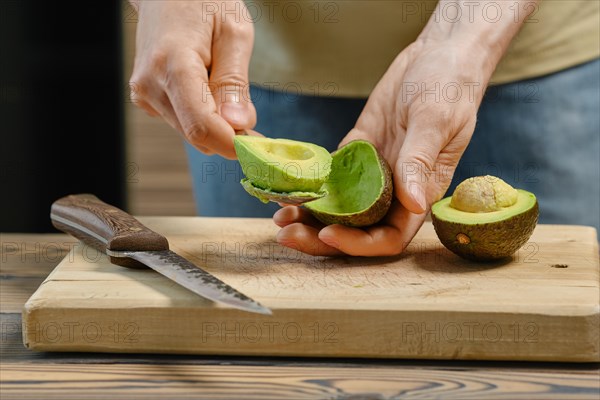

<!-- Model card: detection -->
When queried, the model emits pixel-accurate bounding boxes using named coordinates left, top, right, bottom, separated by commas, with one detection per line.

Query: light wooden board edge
left=21, top=304, right=600, bottom=362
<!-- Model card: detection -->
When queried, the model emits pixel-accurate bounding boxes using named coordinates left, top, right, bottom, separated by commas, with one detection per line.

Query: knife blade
left=50, top=194, right=271, bottom=315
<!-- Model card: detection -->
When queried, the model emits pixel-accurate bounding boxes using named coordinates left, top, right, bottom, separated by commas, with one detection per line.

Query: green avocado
left=235, top=137, right=393, bottom=227
left=239, top=178, right=327, bottom=205
left=431, top=176, right=539, bottom=261
left=234, top=136, right=331, bottom=194
left=305, top=140, right=393, bottom=227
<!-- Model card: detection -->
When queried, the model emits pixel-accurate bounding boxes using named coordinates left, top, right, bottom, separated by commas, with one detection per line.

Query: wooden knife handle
left=50, top=194, right=169, bottom=268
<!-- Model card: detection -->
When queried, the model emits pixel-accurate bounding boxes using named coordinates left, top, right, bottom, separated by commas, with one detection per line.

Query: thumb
left=210, top=20, right=256, bottom=130
left=338, top=102, right=386, bottom=149
left=338, top=127, right=373, bottom=149
left=395, top=121, right=446, bottom=214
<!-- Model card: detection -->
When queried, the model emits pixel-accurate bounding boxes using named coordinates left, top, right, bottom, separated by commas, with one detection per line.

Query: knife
left=50, top=194, right=271, bottom=315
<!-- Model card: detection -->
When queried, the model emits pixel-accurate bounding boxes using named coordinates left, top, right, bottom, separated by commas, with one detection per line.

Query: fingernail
left=410, top=183, right=427, bottom=212
left=220, top=101, right=248, bottom=126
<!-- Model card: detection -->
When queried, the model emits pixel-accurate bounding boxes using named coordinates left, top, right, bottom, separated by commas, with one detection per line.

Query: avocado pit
left=450, top=175, right=519, bottom=212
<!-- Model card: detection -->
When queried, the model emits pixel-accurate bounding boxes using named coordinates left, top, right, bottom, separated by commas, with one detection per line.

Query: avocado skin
left=307, top=145, right=393, bottom=227
left=431, top=201, right=539, bottom=261
left=240, top=178, right=327, bottom=205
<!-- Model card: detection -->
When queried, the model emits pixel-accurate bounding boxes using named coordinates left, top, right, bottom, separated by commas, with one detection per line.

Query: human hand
left=274, top=0, right=539, bottom=256
left=274, top=39, right=488, bottom=256
left=129, top=0, right=256, bottom=159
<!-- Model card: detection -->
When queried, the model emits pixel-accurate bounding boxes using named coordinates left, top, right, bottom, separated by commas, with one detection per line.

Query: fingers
left=133, top=99, right=160, bottom=118
left=164, top=54, right=238, bottom=159
left=317, top=225, right=401, bottom=256
left=273, top=207, right=325, bottom=229
left=274, top=202, right=427, bottom=257
left=211, top=11, right=256, bottom=131
left=236, top=129, right=264, bottom=137
left=320, top=202, right=426, bottom=256
left=131, top=48, right=237, bottom=158
left=129, top=79, right=161, bottom=117
left=274, top=207, right=342, bottom=256
left=129, top=1, right=256, bottom=159
left=338, top=101, right=389, bottom=150
left=147, top=92, right=185, bottom=132
left=338, top=127, right=373, bottom=149
left=276, top=223, right=344, bottom=257
left=394, top=106, right=450, bottom=214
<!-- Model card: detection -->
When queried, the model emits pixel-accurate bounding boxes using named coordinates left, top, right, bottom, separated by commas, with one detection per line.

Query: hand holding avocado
left=236, top=137, right=393, bottom=225
left=271, top=37, right=498, bottom=256
left=235, top=137, right=538, bottom=260
left=232, top=6, right=532, bottom=258
left=130, top=0, right=551, bottom=258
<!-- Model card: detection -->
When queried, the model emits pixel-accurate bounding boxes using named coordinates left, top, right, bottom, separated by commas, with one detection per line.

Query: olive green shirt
left=248, top=0, right=600, bottom=97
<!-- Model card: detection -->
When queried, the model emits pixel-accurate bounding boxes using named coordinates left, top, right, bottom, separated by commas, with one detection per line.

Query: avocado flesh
left=305, top=140, right=393, bottom=227
left=431, top=190, right=538, bottom=261
left=234, top=136, right=331, bottom=194
left=240, top=178, right=327, bottom=205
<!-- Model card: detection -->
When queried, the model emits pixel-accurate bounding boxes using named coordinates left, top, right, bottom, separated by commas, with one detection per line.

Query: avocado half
left=234, top=136, right=332, bottom=194
left=305, top=140, right=393, bottom=227
left=234, top=136, right=393, bottom=227
left=431, top=176, right=538, bottom=261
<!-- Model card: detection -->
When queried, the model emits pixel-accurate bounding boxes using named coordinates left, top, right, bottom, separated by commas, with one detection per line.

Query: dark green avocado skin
left=431, top=202, right=539, bottom=261
left=307, top=146, right=393, bottom=227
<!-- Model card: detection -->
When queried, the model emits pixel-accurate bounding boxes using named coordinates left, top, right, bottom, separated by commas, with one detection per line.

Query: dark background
left=1, top=1, right=125, bottom=232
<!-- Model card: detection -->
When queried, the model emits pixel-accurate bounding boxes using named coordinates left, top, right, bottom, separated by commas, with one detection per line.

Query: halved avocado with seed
left=431, top=176, right=538, bottom=261
left=234, top=137, right=393, bottom=227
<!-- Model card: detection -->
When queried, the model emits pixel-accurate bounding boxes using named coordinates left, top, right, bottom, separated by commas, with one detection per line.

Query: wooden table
left=1, top=233, right=599, bottom=399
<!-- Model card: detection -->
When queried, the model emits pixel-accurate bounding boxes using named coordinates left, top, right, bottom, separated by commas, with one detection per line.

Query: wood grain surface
left=2, top=232, right=599, bottom=399
left=20, top=217, right=600, bottom=362
left=2, top=360, right=599, bottom=400
left=1, top=234, right=76, bottom=313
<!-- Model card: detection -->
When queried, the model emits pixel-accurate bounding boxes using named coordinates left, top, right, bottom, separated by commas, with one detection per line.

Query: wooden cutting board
left=22, top=217, right=599, bottom=362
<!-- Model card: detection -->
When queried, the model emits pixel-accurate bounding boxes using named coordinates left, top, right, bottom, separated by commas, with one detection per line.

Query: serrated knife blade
left=50, top=194, right=271, bottom=315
